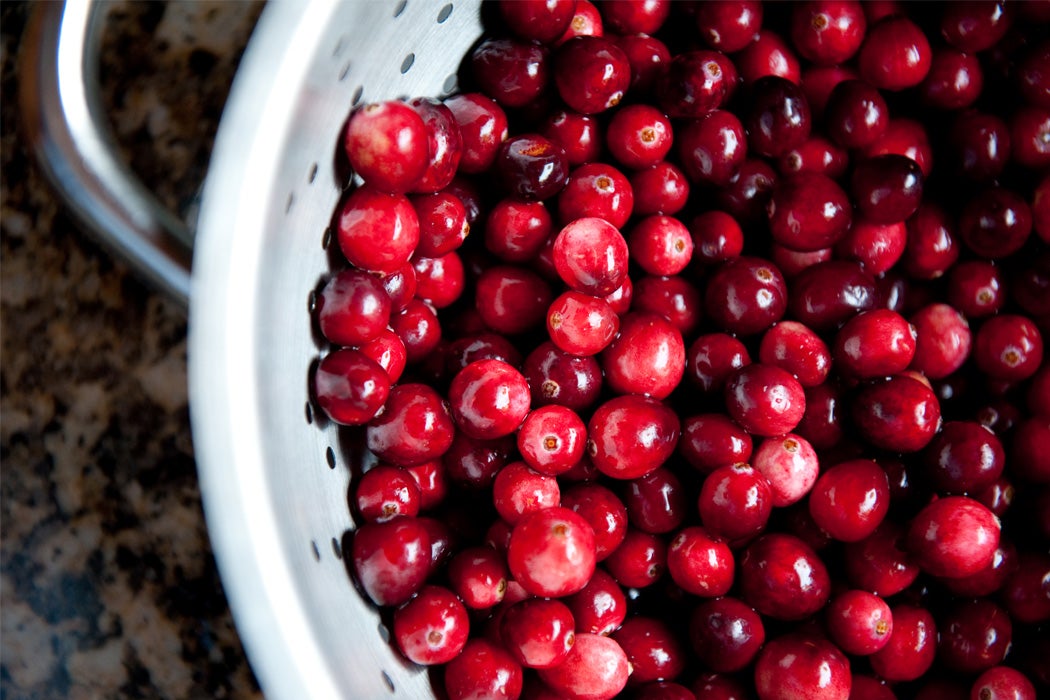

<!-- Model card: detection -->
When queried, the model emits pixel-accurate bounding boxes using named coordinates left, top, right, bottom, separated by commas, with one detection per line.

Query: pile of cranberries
left=311, top=1, right=1049, bottom=699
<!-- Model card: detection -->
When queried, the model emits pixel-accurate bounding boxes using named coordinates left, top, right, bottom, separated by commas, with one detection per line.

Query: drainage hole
left=393, top=0, right=408, bottom=18
left=331, top=537, right=342, bottom=559
left=437, top=3, right=453, bottom=22
left=382, top=670, right=396, bottom=693
left=310, top=540, right=321, bottom=561
left=308, top=162, right=318, bottom=184
left=400, top=53, right=415, bottom=74
left=326, top=446, right=336, bottom=469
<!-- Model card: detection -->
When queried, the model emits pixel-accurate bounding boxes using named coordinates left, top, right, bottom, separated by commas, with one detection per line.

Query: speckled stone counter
left=2, top=2, right=264, bottom=698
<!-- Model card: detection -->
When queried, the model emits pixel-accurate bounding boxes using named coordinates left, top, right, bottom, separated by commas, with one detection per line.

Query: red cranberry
left=666, top=526, right=735, bottom=597
left=705, top=256, right=788, bottom=336
left=524, top=341, right=603, bottom=411
left=567, top=568, right=627, bottom=635
left=612, top=33, right=672, bottom=96
left=790, top=261, right=879, bottom=331
left=1010, top=106, right=1050, bottom=170
left=516, top=405, right=587, bottom=476
left=536, top=633, right=630, bottom=700
left=624, top=467, right=687, bottom=535
left=692, top=673, right=751, bottom=700
left=351, top=517, right=431, bottom=607
left=393, top=584, right=470, bottom=665
left=907, top=495, right=1001, bottom=579
left=921, top=48, right=984, bottom=110
left=471, top=37, right=550, bottom=109
left=686, top=333, right=752, bottom=394
left=475, top=264, right=553, bottom=336
left=631, top=275, right=703, bottom=337
left=941, top=1, right=1014, bottom=53
left=604, top=528, right=667, bottom=589
left=628, top=215, right=693, bottom=276
left=909, top=303, right=972, bottom=380
left=752, top=433, right=820, bottom=506
left=449, top=359, right=531, bottom=440
left=903, top=203, right=960, bottom=280
left=960, top=186, right=1033, bottom=259
left=681, top=413, right=754, bottom=474
left=938, top=599, right=1012, bottom=673
left=587, top=394, right=679, bottom=480
left=850, top=154, right=924, bottom=225
left=809, top=459, right=891, bottom=542
left=826, top=589, right=893, bottom=656
left=772, top=245, right=834, bottom=277
left=541, top=109, right=602, bottom=166
left=557, top=162, right=634, bottom=229
left=947, top=261, right=1005, bottom=318
left=849, top=676, right=896, bottom=700
left=562, top=482, right=628, bottom=561
left=974, top=314, right=1044, bottom=382
left=768, top=172, right=852, bottom=252
left=716, top=159, right=776, bottom=229
left=354, top=464, right=420, bottom=524
left=314, top=349, right=391, bottom=426
left=754, top=634, right=851, bottom=700
left=337, top=186, right=420, bottom=274
left=444, top=638, right=523, bottom=700
left=759, top=321, right=831, bottom=388
left=689, top=596, right=765, bottom=673
left=677, top=110, right=748, bottom=187
left=801, top=64, right=859, bottom=118
left=970, top=666, right=1039, bottom=700
left=736, top=29, right=802, bottom=85
left=495, top=134, right=569, bottom=202
left=1002, top=552, right=1050, bottom=623
left=497, top=0, right=576, bottom=44
left=413, top=191, right=469, bottom=257
left=943, top=539, right=1018, bottom=598
left=553, top=216, right=629, bottom=296
left=791, top=1, right=867, bottom=66
left=612, top=616, right=687, bottom=685
left=344, top=100, right=429, bottom=194
left=443, top=433, right=513, bottom=489
left=795, top=381, right=846, bottom=450
left=500, top=598, right=576, bottom=669
left=556, top=0, right=602, bottom=46
left=923, top=421, right=1005, bottom=495
left=546, top=290, right=619, bottom=357
left=448, top=545, right=508, bottom=610
left=694, top=0, right=763, bottom=53
left=367, top=384, right=454, bottom=467
left=444, top=93, right=509, bottom=175
left=507, top=506, right=596, bottom=597
left=600, top=312, right=685, bottom=400
left=655, top=50, right=730, bottom=119
left=698, top=462, right=772, bottom=544
left=865, top=117, right=934, bottom=177
left=492, top=461, right=561, bottom=525
left=408, top=98, right=463, bottom=194
left=836, top=218, right=907, bottom=275
left=744, top=76, right=812, bottom=159
left=725, top=363, right=807, bottom=438
left=777, top=135, right=849, bottom=178
left=869, top=605, right=937, bottom=682
left=850, top=374, right=942, bottom=453
left=834, top=309, right=917, bottom=379
left=554, top=36, right=631, bottom=114
left=483, top=199, right=549, bottom=262
left=858, top=16, right=933, bottom=91
left=631, top=161, right=690, bottom=216
left=739, top=533, right=830, bottom=621
left=606, top=104, right=673, bottom=170
left=690, top=210, right=744, bottom=265
left=598, top=0, right=670, bottom=35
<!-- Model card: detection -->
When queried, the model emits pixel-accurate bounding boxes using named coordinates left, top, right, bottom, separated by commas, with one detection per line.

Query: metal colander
left=22, top=1, right=487, bottom=698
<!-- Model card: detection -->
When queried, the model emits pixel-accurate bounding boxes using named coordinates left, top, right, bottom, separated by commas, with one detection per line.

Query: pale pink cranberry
left=907, top=496, right=1001, bottom=579
left=492, top=461, right=561, bottom=525
left=909, top=303, right=972, bottom=380
left=536, top=633, right=630, bottom=700
left=506, top=506, right=596, bottom=597
left=752, top=433, right=819, bottom=507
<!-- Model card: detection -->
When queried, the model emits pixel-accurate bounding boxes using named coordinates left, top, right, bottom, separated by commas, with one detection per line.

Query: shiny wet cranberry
left=921, top=48, right=984, bottom=111
left=908, top=495, right=1001, bottom=579
left=628, top=215, right=693, bottom=276
left=938, top=598, right=1012, bottom=673
left=809, top=459, right=890, bottom=542
left=631, top=275, right=703, bottom=337
left=705, top=256, right=788, bottom=336
left=344, top=100, right=429, bottom=194
left=484, top=198, right=549, bottom=263
left=850, top=154, right=924, bottom=225
left=858, top=16, right=932, bottom=91
left=612, top=32, right=672, bottom=96
left=655, top=50, right=730, bottom=119
left=567, top=568, right=627, bottom=635
left=357, top=329, right=407, bottom=384
left=413, top=191, right=469, bottom=257
left=801, top=64, right=859, bottom=118
left=449, top=359, right=531, bottom=440
left=447, top=545, right=508, bottom=610
left=667, top=525, right=735, bottom=597
left=498, top=0, right=575, bottom=43
left=759, top=321, right=831, bottom=387
left=970, top=666, right=1039, bottom=700
left=612, top=616, right=686, bottom=685
left=444, top=638, right=523, bottom=700
left=631, top=161, right=690, bottom=217
left=947, top=261, right=1005, bottom=318
left=941, top=1, right=1014, bottom=53
left=495, top=134, right=568, bottom=202
left=826, top=589, right=892, bottom=656
left=524, top=341, right=603, bottom=411
left=790, top=260, right=878, bottom=331
left=844, top=521, right=920, bottom=596
left=752, top=433, right=820, bottom=507
left=393, top=584, right=469, bottom=665
left=517, top=404, right=587, bottom=477
left=754, top=634, right=851, bottom=700
left=413, top=252, right=465, bottom=309
left=409, top=98, right=463, bottom=194
left=500, top=598, right=575, bottom=670
left=689, top=210, right=744, bottom=266
left=736, top=29, right=802, bottom=85
left=553, top=216, right=629, bottom=296
left=471, top=37, right=550, bottom=109
left=475, top=265, right=553, bottom=335
left=850, top=374, right=941, bottom=453
left=698, top=462, right=772, bottom=545
left=587, top=394, right=680, bottom=480
left=557, top=162, right=634, bottom=229
left=716, top=157, right=777, bottom=226
left=739, top=533, right=830, bottom=620
left=795, top=381, right=845, bottom=450
left=909, top=303, right=972, bottom=380
left=554, top=36, right=631, bottom=114
left=768, top=172, right=852, bottom=252
left=777, top=135, right=849, bottom=178
left=903, top=203, right=960, bottom=280
left=973, top=314, right=1044, bottom=382
left=315, top=267, right=392, bottom=347
left=337, top=186, right=420, bottom=274
left=541, top=109, right=602, bottom=166
left=351, top=517, right=431, bottom=607
left=536, top=633, right=629, bottom=700
left=546, top=290, right=619, bottom=357
left=601, top=311, right=685, bottom=400
left=744, top=75, right=812, bottom=158
left=354, top=464, right=420, bottom=524
left=823, top=79, right=888, bottom=149
left=725, top=363, right=807, bottom=438
left=836, top=218, right=907, bottom=275
left=686, top=333, right=752, bottom=395
left=792, top=1, right=866, bottom=66
left=869, top=605, right=937, bottom=682
left=445, top=332, right=522, bottom=375
left=865, top=117, right=934, bottom=177
left=694, top=0, right=763, bottom=53
left=1010, top=106, right=1050, bottom=170
left=555, top=0, right=602, bottom=46
left=923, top=421, right=1005, bottom=495
left=603, top=528, right=667, bottom=589
left=624, top=467, right=686, bottom=535
left=492, top=461, right=560, bottom=525
left=690, top=596, right=765, bottom=674
left=444, top=93, right=509, bottom=175
left=691, top=673, right=751, bottom=700
left=561, top=482, right=628, bottom=561
left=367, top=383, right=455, bottom=467
left=677, top=110, right=748, bottom=187
left=507, top=506, right=596, bottom=598
left=606, top=104, right=673, bottom=170
left=834, top=309, right=917, bottom=379
left=681, top=413, right=754, bottom=475
left=959, top=186, right=1033, bottom=259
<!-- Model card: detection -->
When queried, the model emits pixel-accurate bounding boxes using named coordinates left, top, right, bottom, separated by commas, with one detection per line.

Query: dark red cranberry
left=858, top=16, right=932, bottom=91
left=944, top=539, right=1018, bottom=597
left=849, top=676, right=896, bottom=700
left=755, top=634, right=851, bottom=700
left=315, top=269, right=391, bottom=348
left=744, top=75, right=812, bottom=158
left=924, top=421, right=1005, bottom=495
left=367, top=384, right=455, bottom=467
left=698, top=462, right=772, bottom=544
left=587, top=395, right=680, bottom=480
left=523, top=341, right=603, bottom=411
left=393, top=584, right=469, bottom=665
left=686, top=333, right=752, bottom=394
left=921, top=48, right=984, bottom=111
left=690, top=210, right=744, bottom=265
left=736, top=29, right=802, bottom=85
left=959, top=186, right=1033, bottom=259
left=903, top=203, right=960, bottom=280
left=497, top=0, right=576, bottom=44
left=314, top=349, right=390, bottom=426
left=536, top=633, right=629, bottom=700
left=351, top=517, right=431, bottom=607
left=947, top=260, right=1005, bottom=318
left=795, top=381, right=845, bottom=451
left=631, top=275, right=703, bottom=337
left=725, top=363, right=807, bottom=437
left=471, top=37, right=550, bottom=109
left=413, top=191, right=469, bottom=257
left=836, top=218, right=907, bottom=275
left=970, top=666, right=1039, bottom=700
left=759, top=320, right=831, bottom=387
left=908, top=495, right=1001, bottom=579
left=444, top=638, right=523, bottom=700
left=680, top=414, right=755, bottom=475
left=1010, top=106, right=1050, bottom=170
left=557, top=162, right=634, bottom=229
left=789, top=260, right=878, bottom=331
left=475, top=265, right=553, bottom=336
left=772, top=244, right=834, bottom=277
left=739, top=533, right=830, bottom=620
left=623, top=467, right=687, bottom=535
left=851, top=374, right=942, bottom=453
left=541, top=109, right=602, bottom=166
left=801, top=64, right=859, bottom=119
left=553, top=36, right=631, bottom=114
left=850, top=154, right=924, bottom=225
left=655, top=50, right=730, bottom=119
left=809, top=459, right=890, bottom=542
left=827, top=589, right=892, bottom=656
left=500, top=598, right=575, bottom=670
left=691, top=674, right=751, bottom=700
left=677, top=110, right=748, bottom=187
left=689, top=597, right=765, bottom=673
left=716, top=157, right=777, bottom=226
left=604, top=528, right=667, bottom=589
left=567, top=568, right=627, bottom=635
left=792, top=1, right=867, bottom=66
left=694, top=0, right=763, bottom=53
left=448, top=546, right=508, bottom=610
left=445, top=332, right=522, bottom=375
left=778, top=135, right=849, bottom=178
left=631, top=161, right=690, bottom=216
left=409, top=98, right=463, bottom=194
left=612, top=616, right=686, bottom=685
left=600, top=311, right=685, bottom=399
left=562, top=483, right=628, bottom=561
left=391, top=299, right=443, bottom=364
left=598, top=0, right=670, bottom=34
left=495, top=134, right=568, bottom=201
left=938, top=599, right=1012, bottom=673
left=484, top=198, right=549, bottom=262
left=768, top=172, right=852, bottom=252
left=444, top=93, right=509, bottom=175
left=1018, top=41, right=1050, bottom=108
left=507, top=506, right=596, bottom=597
left=337, top=187, right=420, bottom=274
left=941, top=1, right=1014, bottom=53
left=870, top=605, right=938, bottom=682
left=344, top=100, right=429, bottom=194
left=612, top=33, right=672, bottom=96
left=704, top=256, right=788, bottom=336
left=824, top=79, right=888, bottom=149
left=974, top=314, right=1044, bottom=382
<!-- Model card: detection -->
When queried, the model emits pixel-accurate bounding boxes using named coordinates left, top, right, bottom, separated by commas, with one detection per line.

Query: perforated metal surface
left=189, top=3, right=483, bottom=698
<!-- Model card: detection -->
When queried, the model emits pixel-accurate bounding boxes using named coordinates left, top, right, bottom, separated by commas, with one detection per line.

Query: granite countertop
left=2, top=2, right=265, bottom=697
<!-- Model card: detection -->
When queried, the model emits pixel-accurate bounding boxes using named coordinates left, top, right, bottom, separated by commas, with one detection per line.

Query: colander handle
left=19, top=0, right=194, bottom=309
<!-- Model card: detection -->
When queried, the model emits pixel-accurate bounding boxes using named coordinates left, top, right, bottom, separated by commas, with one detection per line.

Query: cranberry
left=944, top=539, right=1018, bottom=598
left=449, top=359, right=531, bottom=440
left=909, top=303, right=972, bottom=380
left=623, top=467, right=687, bottom=535
left=351, top=517, right=431, bottom=607
left=680, top=413, right=754, bottom=474
left=409, top=98, right=463, bottom=194
left=970, top=666, right=1039, bottom=700
left=792, top=1, right=867, bottom=66
left=850, top=374, right=942, bottom=453
left=938, top=598, right=1012, bottom=673
left=552, top=216, right=629, bottom=296
left=507, top=506, right=596, bottom=598
left=554, top=36, right=631, bottom=114
left=777, top=136, right=849, bottom=179
left=921, top=48, right=984, bottom=111
left=768, top=172, right=852, bottom=252
left=375, top=262, right=417, bottom=313
left=689, top=596, right=765, bottom=673
left=772, top=245, right=834, bottom=277
left=754, top=634, right=851, bottom=700
left=947, top=261, right=1005, bottom=319
left=739, top=533, right=830, bottom=621
left=536, top=633, right=630, bottom=700
left=500, top=598, right=576, bottom=669
left=692, top=674, right=751, bottom=700
left=705, top=256, right=788, bottom=336
left=444, top=638, right=523, bottom=700
left=801, top=64, right=859, bottom=118
left=689, top=210, right=744, bottom=266
left=923, top=421, right=1005, bottom=495
left=865, top=117, right=934, bottom=177
left=725, top=363, right=807, bottom=438
left=694, top=0, right=762, bottom=53
left=809, top=459, right=891, bottom=542
left=941, top=1, right=1014, bottom=53
left=587, top=394, right=679, bottom=480
left=606, top=104, right=673, bottom=170
left=556, top=0, right=602, bottom=46
left=612, top=616, right=686, bottom=685
left=795, top=381, right=846, bottom=451
left=869, top=605, right=937, bottom=682
left=558, top=162, right=634, bottom=229
left=367, top=384, right=454, bottom=467
left=600, top=312, right=685, bottom=400
left=907, top=495, right=1001, bottom=579
left=858, top=16, right=932, bottom=91
left=666, top=526, right=735, bottom=597
left=698, top=462, right=772, bottom=544
left=631, top=161, right=690, bottom=216
left=677, top=110, right=748, bottom=187
left=959, top=186, right=1033, bottom=259
left=524, top=341, right=603, bottom=411
left=497, top=0, right=576, bottom=44
left=686, top=333, right=752, bottom=394
left=492, top=461, right=561, bottom=525
left=562, top=482, right=628, bottom=561
left=495, top=134, right=569, bottom=202
left=516, top=405, right=587, bottom=476
left=392, top=584, right=470, bottom=665
left=850, top=154, right=924, bottom=225
left=604, top=527, right=667, bottom=589
left=745, top=75, right=812, bottom=158
left=337, top=186, right=420, bottom=274
left=759, top=321, right=831, bottom=388
left=736, top=29, right=802, bottom=85
left=567, top=568, right=627, bottom=635
left=903, top=203, right=960, bottom=280
left=836, top=218, right=907, bottom=275
left=631, top=275, right=703, bottom=337
left=344, top=100, right=429, bottom=194
left=448, top=545, right=508, bottom=610
left=655, top=50, right=730, bottom=119
left=849, top=676, right=896, bottom=700
left=546, top=291, right=619, bottom=357
left=1002, top=552, right=1050, bottom=623
left=627, top=215, right=693, bottom=276
left=413, top=191, right=469, bottom=257
left=826, top=589, right=893, bottom=656
left=973, top=314, right=1044, bottom=382
left=541, top=109, right=602, bottom=166
left=314, top=349, right=391, bottom=426
left=446, top=332, right=522, bottom=375
left=716, top=157, right=777, bottom=227
left=752, top=433, right=820, bottom=507
left=443, top=433, right=513, bottom=489
left=443, top=93, right=509, bottom=175
left=471, top=37, right=550, bottom=110
left=1010, top=106, right=1050, bottom=170
left=475, top=265, right=553, bottom=336
left=612, top=33, right=672, bottom=96
left=354, top=464, right=420, bottom=524
left=834, top=309, right=917, bottom=379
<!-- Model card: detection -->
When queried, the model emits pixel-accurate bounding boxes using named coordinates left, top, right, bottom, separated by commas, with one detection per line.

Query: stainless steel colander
left=21, top=1, right=487, bottom=698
